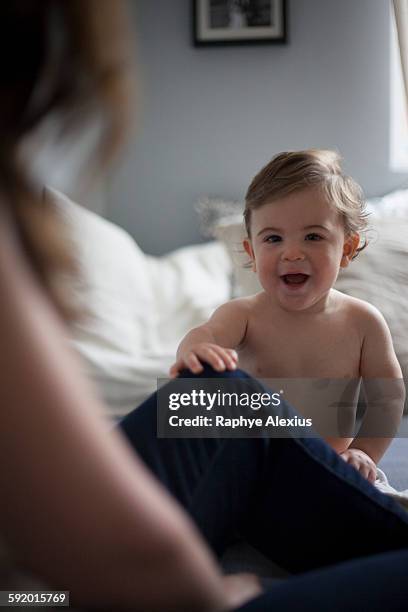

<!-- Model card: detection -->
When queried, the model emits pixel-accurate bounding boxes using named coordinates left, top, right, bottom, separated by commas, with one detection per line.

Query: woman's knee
left=178, top=364, right=251, bottom=380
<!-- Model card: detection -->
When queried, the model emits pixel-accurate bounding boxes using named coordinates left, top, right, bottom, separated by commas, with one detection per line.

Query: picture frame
left=193, top=0, right=287, bottom=46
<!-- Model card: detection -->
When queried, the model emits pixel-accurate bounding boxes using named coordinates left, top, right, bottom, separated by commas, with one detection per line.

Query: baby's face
left=243, top=186, right=358, bottom=313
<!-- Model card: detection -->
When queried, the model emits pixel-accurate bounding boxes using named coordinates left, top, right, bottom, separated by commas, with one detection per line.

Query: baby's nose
left=282, top=246, right=306, bottom=261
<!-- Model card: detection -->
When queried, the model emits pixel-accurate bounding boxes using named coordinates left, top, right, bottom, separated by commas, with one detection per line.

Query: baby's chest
left=240, top=320, right=362, bottom=378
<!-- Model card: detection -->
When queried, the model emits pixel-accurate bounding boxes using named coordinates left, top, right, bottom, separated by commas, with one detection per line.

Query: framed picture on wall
left=193, top=0, right=287, bottom=46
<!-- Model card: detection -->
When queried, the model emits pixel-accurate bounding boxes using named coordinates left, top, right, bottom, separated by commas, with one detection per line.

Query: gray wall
left=107, top=0, right=408, bottom=255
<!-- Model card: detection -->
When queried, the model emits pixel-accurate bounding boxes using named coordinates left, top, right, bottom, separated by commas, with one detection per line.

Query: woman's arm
left=0, top=212, right=229, bottom=611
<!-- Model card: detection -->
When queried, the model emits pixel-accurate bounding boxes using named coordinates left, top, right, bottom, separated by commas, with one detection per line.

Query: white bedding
left=375, top=468, right=408, bottom=510
left=47, top=188, right=232, bottom=418
left=49, top=186, right=408, bottom=431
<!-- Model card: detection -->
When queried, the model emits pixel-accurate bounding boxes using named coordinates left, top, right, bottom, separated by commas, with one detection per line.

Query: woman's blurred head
left=0, top=0, right=134, bottom=319
left=0, top=0, right=133, bottom=163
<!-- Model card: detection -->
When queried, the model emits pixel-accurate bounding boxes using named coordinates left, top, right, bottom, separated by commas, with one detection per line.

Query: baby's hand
left=339, top=448, right=377, bottom=484
left=169, top=343, right=238, bottom=378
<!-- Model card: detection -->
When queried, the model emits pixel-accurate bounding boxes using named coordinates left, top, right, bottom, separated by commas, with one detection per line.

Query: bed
left=47, top=187, right=408, bottom=492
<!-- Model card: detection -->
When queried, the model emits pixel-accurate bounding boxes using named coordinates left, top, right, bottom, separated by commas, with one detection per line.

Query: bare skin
left=0, top=204, right=262, bottom=610
left=171, top=188, right=405, bottom=484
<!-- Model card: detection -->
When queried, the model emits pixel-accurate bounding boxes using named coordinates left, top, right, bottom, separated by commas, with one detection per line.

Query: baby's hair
left=244, top=149, right=369, bottom=258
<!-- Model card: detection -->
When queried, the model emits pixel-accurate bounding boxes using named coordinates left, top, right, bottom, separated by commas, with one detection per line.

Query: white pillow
left=335, top=217, right=408, bottom=388
left=196, top=196, right=261, bottom=296
left=213, top=216, right=261, bottom=297
left=366, top=189, right=408, bottom=218
left=47, top=188, right=232, bottom=419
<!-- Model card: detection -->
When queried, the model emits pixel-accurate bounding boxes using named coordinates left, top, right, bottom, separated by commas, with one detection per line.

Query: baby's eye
left=305, top=233, right=322, bottom=241
left=264, top=235, right=282, bottom=243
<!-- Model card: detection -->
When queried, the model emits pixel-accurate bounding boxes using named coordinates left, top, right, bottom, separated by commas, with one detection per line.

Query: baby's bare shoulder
left=217, top=293, right=263, bottom=314
left=332, top=290, right=386, bottom=329
left=208, top=295, right=261, bottom=346
left=209, top=295, right=255, bottom=327
left=209, top=294, right=266, bottom=334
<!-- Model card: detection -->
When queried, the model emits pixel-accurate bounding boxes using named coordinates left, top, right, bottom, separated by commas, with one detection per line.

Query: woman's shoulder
left=0, top=200, right=23, bottom=287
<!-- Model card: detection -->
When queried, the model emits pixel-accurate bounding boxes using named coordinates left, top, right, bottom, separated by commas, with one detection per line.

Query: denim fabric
left=237, top=549, right=408, bottom=611
left=119, top=365, right=408, bottom=610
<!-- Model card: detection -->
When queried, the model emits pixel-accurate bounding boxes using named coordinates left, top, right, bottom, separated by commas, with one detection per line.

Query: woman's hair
left=244, top=149, right=369, bottom=257
left=0, top=0, right=134, bottom=319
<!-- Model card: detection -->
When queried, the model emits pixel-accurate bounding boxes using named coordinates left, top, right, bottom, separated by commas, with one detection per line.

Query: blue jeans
left=119, top=366, right=408, bottom=610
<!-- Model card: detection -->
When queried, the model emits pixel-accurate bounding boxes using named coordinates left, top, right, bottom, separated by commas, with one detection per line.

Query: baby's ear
left=243, top=238, right=256, bottom=272
left=340, top=233, right=360, bottom=268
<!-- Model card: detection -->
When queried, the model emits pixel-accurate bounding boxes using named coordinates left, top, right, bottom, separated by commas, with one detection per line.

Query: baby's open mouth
left=281, top=274, right=309, bottom=285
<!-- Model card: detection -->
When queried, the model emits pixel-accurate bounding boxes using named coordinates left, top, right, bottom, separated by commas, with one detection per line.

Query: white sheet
left=47, top=187, right=232, bottom=418
left=375, top=468, right=408, bottom=511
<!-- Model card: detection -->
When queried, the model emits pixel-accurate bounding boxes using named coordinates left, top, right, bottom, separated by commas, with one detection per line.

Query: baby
left=170, top=150, right=405, bottom=483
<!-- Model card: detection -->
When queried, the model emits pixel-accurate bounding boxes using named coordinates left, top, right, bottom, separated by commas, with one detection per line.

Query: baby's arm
left=170, top=299, right=249, bottom=377
left=343, top=303, right=405, bottom=481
